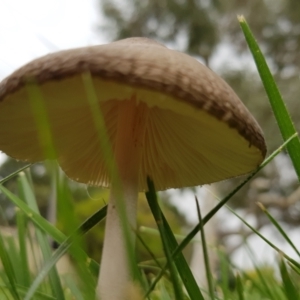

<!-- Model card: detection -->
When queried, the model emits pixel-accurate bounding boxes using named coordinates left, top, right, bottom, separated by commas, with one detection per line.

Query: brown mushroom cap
left=0, top=37, right=266, bottom=190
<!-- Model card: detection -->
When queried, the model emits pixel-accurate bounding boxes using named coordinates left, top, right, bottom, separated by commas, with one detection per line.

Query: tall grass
left=0, top=17, right=299, bottom=299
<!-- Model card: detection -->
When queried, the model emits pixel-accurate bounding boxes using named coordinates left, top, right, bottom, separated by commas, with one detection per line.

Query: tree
left=100, top=0, right=220, bottom=65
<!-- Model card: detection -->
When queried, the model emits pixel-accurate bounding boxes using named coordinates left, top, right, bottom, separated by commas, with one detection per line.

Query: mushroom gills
left=0, top=75, right=263, bottom=190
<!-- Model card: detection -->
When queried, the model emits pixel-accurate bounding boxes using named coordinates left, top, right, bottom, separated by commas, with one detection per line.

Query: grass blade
left=279, top=256, right=300, bottom=300
left=82, top=72, right=142, bottom=286
left=224, top=201, right=300, bottom=270
left=0, top=164, right=32, bottom=185
left=146, top=177, right=204, bottom=300
left=0, top=183, right=65, bottom=241
left=0, top=232, right=20, bottom=299
left=245, top=245, right=277, bottom=299
left=24, top=205, right=107, bottom=299
left=15, top=209, right=31, bottom=287
left=146, top=177, right=185, bottom=300
left=288, top=261, right=300, bottom=276
left=136, top=231, right=163, bottom=270
left=235, top=273, right=245, bottom=300
left=148, top=133, right=296, bottom=292
left=195, top=197, right=215, bottom=299
left=257, top=202, right=300, bottom=258
left=170, top=133, right=296, bottom=259
left=18, top=172, right=65, bottom=300
left=218, top=248, right=232, bottom=299
left=0, top=179, right=101, bottom=275
left=26, top=80, right=56, bottom=159
left=238, top=15, right=300, bottom=181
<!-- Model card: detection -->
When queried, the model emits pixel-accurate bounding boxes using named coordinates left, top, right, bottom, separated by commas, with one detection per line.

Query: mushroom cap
left=0, top=37, right=266, bottom=191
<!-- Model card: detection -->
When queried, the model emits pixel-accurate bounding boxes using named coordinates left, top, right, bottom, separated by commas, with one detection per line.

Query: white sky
left=0, top=0, right=105, bottom=80
left=0, top=0, right=298, bottom=272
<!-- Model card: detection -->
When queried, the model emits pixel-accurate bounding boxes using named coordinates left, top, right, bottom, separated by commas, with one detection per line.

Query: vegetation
left=0, top=1, right=299, bottom=299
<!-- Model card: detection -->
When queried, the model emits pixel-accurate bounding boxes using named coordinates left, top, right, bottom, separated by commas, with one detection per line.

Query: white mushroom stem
left=97, top=98, right=148, bottom=300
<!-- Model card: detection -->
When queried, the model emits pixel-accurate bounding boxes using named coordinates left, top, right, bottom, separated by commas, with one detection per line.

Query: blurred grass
left=0, top=16, right=299, bottom=300
left=82, top=72, right=142, bottom=286
left=195, top=198, right=214, bottom=300
left=0, top=127, right=298, bottom=300
left=146, top=177, right=187, bottom=300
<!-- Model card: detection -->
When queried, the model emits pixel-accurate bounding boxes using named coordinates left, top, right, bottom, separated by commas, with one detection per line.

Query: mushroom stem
left=97, top=99, right=148, bottom=300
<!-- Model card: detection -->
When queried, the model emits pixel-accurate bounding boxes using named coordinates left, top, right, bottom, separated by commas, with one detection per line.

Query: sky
left=0, top=0, right=299, bottom=271
left=0, top=0, right=104, bottom=80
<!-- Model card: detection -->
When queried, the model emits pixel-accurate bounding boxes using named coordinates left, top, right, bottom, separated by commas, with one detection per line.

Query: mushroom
left=0, top=37, right=266, bottom=299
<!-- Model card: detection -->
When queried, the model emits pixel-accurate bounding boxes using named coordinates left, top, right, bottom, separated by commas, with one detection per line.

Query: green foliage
left=0, top=144, right=299, bottom=299
left=0, top=135, right=298, bottom=300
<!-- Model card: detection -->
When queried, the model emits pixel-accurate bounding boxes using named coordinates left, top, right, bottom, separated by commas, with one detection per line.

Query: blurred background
left=0, top=0, right=300, bottom=290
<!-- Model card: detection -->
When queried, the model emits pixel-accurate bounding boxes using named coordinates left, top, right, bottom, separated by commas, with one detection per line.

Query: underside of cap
left=0, top=38, right=266, bottom=190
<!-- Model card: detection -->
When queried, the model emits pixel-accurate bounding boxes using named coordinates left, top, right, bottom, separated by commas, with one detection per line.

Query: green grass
left=0, top=16, right=299, bottom=299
